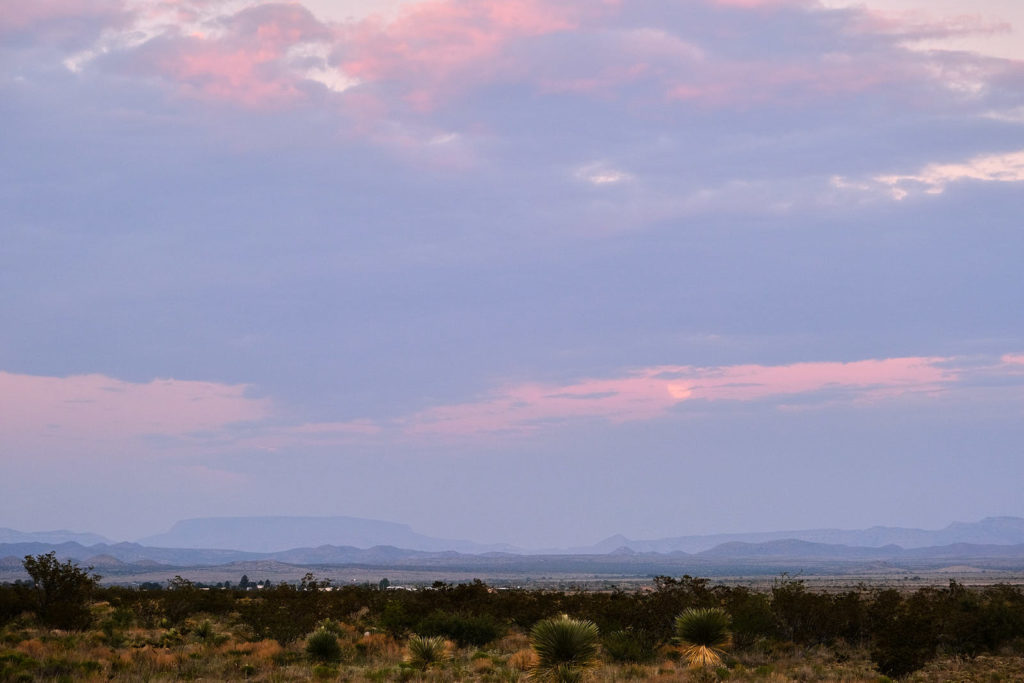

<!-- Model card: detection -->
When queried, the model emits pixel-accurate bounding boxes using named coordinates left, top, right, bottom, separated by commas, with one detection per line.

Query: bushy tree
left=22, top=552, right=100, bottom=629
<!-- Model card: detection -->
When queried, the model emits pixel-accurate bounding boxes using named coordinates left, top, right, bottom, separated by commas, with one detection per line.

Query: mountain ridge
left=7, top=515, right=1024, bottom=559
left=137, top=516, right=519, bottom=554
left=5, top=538, right=1024, bottom=585
left=587, top=516, right=1024, bottom=554
left=0, top=528, right=111, bottom=546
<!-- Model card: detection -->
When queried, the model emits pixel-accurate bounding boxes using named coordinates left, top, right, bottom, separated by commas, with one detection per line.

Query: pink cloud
left=681, top=357, right=951, bottom=401
left=334, top=0, right=858, bottom=111
left=336, top=0, right=588, bottom=108
left=0, top=371, right=270, bottom=444
left=402, top=356, right=959, bottom=438
left=126, top=3, right=333, bottom=105
left=32, top=0, right=1014, bottom=117
left=328, top=0, right=974, bottom=112
left=5, top=354, right=1021, bottom=453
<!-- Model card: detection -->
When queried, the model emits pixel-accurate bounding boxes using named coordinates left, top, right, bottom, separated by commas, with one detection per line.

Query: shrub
left=416, top=611, right=503, bottom=647
left=674, top=607, right=732, bottom=668
left=602, top=628, right=658, bottom=663
left=529, top=615, right=601, bottom=682
left=237, top=586, right=321, bottom=643
left=306, top=628, right=343, bottom=662
left=721, top=588, right=776, bottom=647
left=315, top=618, right=345, bottom=635
left=379, top=601, right=415, bottom=636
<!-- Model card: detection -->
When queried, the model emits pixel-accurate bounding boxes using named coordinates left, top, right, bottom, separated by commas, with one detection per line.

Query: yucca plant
left=674, top=607, right=732, bottom=668
left=193, top=619, right=214, bottom=641
left=529, top=615, right=601, bottom=682
left=406, top=634, right=450, bottom=669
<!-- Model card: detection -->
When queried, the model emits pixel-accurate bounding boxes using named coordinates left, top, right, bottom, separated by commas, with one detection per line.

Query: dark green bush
left=0, top=584, right=34, bottom=628
left=722, top=588, right=776, bottom=647
left=237, top=585, right=322, bottom=643
left=868, top=589, right=938, bottom=678
left=602, top=628, right=658, bottom=663
left=415, top=610, right=503, bottom=647
left=379, top=601, right=416, bottom=636
left=306, top=628, right=343, bottom=662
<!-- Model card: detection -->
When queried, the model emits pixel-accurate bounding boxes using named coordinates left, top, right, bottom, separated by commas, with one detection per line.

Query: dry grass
left=16, top=638, right=46, bottom=658
left=2, top=616, right=1024, bottom=682
left=358, top=631, right=404, bottom=662
left=497, top=632, right=532, bottom=653
left=507, top=647, right=538, bottom=671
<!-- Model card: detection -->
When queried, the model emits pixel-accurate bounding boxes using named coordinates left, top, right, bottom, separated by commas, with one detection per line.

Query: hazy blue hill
left=902, top=542, right=1024, bottom=559
left=0, top=528, right=110, bottom=546
left=137, top=516, right=520, bottom=554
left=697, top=539, right=902, bottom=560
left=591, top=517, right=1024, bottom=553
left=4, top=517, right=1024, bottom=577
left=0, top=541, right=258, bottom=566
left=936, top=518, right=1024, bottom=545
left=85, top=554, right=127, bottom=568
left=4, top=538, right=1024, bottom=583
left=268, top=544, right=435, bottom=564
left=0, top=541, right=100, bottom=561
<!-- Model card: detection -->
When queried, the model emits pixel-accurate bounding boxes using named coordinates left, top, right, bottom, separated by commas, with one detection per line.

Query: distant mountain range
left=582, top=516, right=1024, bottom=554
left=4, top=516, right=1024, bottom=580
left=4, top=537, right=1024, bottom=585
left=0, top=540, right=451, bottom=568
left=137, top=516, right=518, bottom=554
left=0, top=528, right=111, bottom=546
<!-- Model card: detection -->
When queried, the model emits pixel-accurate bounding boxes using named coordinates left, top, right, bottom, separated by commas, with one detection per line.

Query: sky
left=2, top=0, right=1023, bottom=549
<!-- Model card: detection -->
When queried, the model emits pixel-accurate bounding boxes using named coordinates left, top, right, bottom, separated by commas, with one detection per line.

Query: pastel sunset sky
left=2, top=0, right=1023, bottom=547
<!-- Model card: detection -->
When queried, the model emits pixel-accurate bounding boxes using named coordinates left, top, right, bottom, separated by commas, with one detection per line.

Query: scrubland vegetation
left=3, top=554, right=1024, bottom=681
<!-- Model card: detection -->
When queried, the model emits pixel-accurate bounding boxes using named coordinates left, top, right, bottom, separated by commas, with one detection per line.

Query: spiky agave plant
left=674, top=607, right=732, bottom=668
left=529, top=615, right=601, bottom=682
left=406, top=634, right=450, bottom=670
